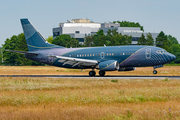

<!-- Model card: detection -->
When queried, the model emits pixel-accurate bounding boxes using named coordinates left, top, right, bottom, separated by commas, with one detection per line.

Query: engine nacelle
left=118, top=67, right=136, bottom=71
left=97, top=60, right=119, bottom=71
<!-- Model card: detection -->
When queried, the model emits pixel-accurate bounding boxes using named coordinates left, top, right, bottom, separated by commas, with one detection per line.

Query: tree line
left=1, top=22, right=180, bottom=65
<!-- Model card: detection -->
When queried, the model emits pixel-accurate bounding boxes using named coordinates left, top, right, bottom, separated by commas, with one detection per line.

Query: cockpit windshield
left=156, top=50, right=167, bottom=54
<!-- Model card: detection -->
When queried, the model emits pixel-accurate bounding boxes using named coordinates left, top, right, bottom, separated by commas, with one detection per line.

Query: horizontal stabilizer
left=5, top=50, right=38, bottom=55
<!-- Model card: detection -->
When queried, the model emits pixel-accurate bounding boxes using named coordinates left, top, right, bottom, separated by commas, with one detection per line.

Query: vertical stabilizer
left=21, top=19, right=63, bottom=51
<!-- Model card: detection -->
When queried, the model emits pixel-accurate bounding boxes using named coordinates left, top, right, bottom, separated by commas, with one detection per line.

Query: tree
left=0, top=47, right=4, bottom=64
left=93, top=29, right=107, bottom=46
left=3, top=33, right=44, bottom=66
left=68, top=38, right=80, bottom=48
left=146, top=33, right=154, bottom=46
left=84, top=36, right=94, bottom=47
left=113, top=21, right=144, bottom=31
left=137, top=34, right=146, bottom=45
left=174, top=52, right=180, bottom=64
left=46, top=36, right=53, bottom=44
left=156, top=31, right=168, bottom=50
left=119, top=34, right=132, bottom=45
left=52, top=34, right=80, bottom=48
left=105, top=29, right=132, bottom=46
left=167, top=35, right=179, bottom=44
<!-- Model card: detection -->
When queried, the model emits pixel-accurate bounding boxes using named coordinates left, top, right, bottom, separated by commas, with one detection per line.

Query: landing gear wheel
left=99, top=71, right=105, bottom=76
left=153, top=70, right=157, bottom=74
left=89, top=71, right=96, bottom=77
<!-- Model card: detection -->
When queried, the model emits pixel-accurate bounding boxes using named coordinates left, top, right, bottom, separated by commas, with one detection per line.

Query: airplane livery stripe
left=27, top=44, right=59, bottom=49
left=119, top=46, right=147, bottom=65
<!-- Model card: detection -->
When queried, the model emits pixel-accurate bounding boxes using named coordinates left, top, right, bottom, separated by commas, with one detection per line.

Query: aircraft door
left=145, top=48, right=151, bottom=59
left=100, top=52, right=105, bottom=59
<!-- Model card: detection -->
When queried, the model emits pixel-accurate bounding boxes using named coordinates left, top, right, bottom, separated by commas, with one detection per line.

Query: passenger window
left=112, top=53, right=114, bottom=56
left=109, top=53, right=111, bottom=56
left=87, top=54, right=89, bottom=56
left=107, top=53, right=108, bottom=56
left=120, top=53, right=122, bottom=55
left=93, top=54, right=94, bottom=56
left=72, top=55, right=73, bottom=57
left=96, top=53, right=97, bottom=56
left=82, top=54, right=84, bottom=57
left=77, top=55, right=79, bottom=57
left=115, top=53, right=116, bottom=55
left=123, top=53, right=125, bottom=55
left=98, top=54, right=100, bottom=56
left=90, top=54, right=92, bottom=56
left=85, top=54, right=86, bottom=57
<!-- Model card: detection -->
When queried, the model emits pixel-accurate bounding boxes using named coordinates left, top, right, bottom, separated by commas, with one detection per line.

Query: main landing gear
left=89, top=70, right=106, bottom=77
left=99, top=71, right=105, bottom=76
left=89, top=70, right=96, bottom=77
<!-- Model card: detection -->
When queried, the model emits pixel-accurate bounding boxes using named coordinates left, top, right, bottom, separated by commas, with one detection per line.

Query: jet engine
left=118, top=67, right=136, bottom=71
left=97, top=60, right=119, bottom=71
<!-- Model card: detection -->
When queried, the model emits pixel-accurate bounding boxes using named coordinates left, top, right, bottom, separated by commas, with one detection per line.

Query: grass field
left=0, top=66, right=180, bottom=76
left=0, top=66, right=180, bottom=119
left=0, top=77, right=180, bottom=119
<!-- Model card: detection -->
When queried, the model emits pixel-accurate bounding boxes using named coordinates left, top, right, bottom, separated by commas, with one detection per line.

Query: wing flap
left=49, top=55, right=98, bottom=67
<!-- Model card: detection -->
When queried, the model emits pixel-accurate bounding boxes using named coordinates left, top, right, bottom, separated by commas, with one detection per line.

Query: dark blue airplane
left=7, top=19, right=176, bottom=76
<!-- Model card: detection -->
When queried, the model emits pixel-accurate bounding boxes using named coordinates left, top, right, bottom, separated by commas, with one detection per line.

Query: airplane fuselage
left=25, top=45, right=175, bottom=70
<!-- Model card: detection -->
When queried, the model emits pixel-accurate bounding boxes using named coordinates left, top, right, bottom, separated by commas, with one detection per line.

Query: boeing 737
left=6, top=19, right=176, bottom=76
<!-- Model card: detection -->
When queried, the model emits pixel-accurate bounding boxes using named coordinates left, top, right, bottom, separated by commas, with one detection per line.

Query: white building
left=53, top=19, right=101, bottom=43
left=53, top=19, right=158, bottom=45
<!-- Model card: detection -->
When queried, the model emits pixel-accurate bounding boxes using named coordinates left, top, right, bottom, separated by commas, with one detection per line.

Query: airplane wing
left=48, top=55, right=99, bottom=67
left=5, top=50, right=38, bottom=55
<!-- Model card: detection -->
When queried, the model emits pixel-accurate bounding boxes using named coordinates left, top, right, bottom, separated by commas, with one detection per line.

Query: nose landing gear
left=153, top=70, right=157, bottom=74
left=153, top=65, right=163, bottom=74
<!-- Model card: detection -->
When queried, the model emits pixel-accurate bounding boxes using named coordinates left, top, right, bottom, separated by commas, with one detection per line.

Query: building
left=100, top=23, right=158, bottom=45
left=53, top=19, right=101, bottom=43
left=53, top=19, right=158, bottom=45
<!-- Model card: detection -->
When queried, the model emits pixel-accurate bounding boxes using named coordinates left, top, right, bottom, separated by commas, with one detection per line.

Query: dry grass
left=0, top=66, right=180, bottom=76
left=0, top=77, right=180, bottom=119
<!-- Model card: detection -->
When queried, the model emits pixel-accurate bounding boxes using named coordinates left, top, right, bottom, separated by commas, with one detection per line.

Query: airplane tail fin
left=20, top=19, right=64, bottom=51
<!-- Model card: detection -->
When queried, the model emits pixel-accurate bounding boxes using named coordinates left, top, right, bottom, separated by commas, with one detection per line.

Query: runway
left=0, top=75, right=180, bottom=79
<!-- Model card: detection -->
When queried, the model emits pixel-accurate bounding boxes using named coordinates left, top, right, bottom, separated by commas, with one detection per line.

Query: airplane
left=6, top=19, right=176, bottom=76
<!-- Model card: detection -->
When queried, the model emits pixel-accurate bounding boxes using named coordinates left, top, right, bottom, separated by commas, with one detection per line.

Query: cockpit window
left=156, top=50, right=167, bottom=54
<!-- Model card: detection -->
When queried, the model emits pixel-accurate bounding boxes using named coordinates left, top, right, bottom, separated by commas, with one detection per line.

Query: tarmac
left=0, top=75, right=180, bottom=79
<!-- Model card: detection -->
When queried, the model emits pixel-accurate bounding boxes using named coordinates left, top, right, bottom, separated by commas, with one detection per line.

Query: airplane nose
left=168, top=53, right=176, bottom=61
left=171, top=54, right=176, bottom=61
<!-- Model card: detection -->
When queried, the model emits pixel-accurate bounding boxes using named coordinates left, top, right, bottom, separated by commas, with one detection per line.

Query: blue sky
left=0, top=0, right=180, bottom=47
